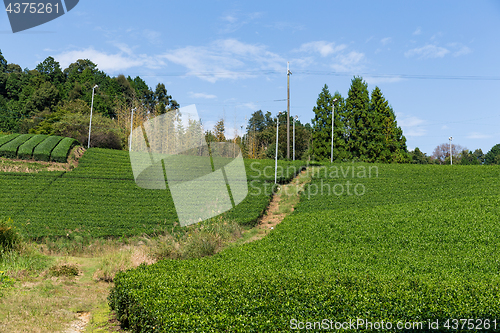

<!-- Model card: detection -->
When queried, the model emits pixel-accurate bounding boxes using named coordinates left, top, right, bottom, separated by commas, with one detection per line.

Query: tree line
left=411, top=143, right=500, bottom=165
left=0, top=50, right=178, bottom=149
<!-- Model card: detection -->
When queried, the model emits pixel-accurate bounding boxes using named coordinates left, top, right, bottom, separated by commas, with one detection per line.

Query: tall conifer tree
left=345, top=76, right=370, bottom=158
left=311, top=84, right=333, bottom=160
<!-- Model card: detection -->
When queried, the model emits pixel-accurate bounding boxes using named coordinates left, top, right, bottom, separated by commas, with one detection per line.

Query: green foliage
left=110, top=163, right=500, bottom=331
left=311, top=85, right=347, bottom=161
left=0, top=133, right=20, bottom=147
left=460, top=150, right=481, bottom=165
left=32, top=135, right=63, bottom=161
left=485, top=144, right=500, bottom=165
left=410, top=147, right=431, bottom=164
left=0, top=54, right=177, bottom=141
left=50, top=137, right=79, bottom=163
left=0, top=133, right=33, bottom=158
left=17, top=134, right=48, bottom=160
left=0, top=270, right=15, bottom=297
left=52, top=112, right=124, bottom=150
left=311, top=78, right=408, bottom=163
left=345, top=76, right=370, bottom=157
left=0, top=218, right=18, bottom=251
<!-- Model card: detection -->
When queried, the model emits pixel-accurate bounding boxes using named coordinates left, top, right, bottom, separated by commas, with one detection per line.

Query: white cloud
left=143, top=29, right=162, bottom=45
left=467, top=132, right=492, bottom=139
left=54, top=47, right=164, bottom=72
left=222, top=15, right=237, bottom=23
left=189, top=92, right=217, bottom=99
left=289, top=56, right=315, bottom=69
left=405, top=44, right=449, bottom=59
left=398, top=115, right=426, bottom=137
left=447, top=42, right=472, bottom=57
left=380, top=37, right=392, bottom=45
left=242, top=102, right=258, bottom=110
left=331, top=51, right=365, bottom=72
left=296, top=41, right=346, bottom=57
left=413, top=27, right=421, bottom=35
left=399, top=116, right=425, bottom=127
left=161, top=39, right=284, bottom=83
left=219, top=12, right=264, bottom=33
left=441, top=125, right=449, bottom=130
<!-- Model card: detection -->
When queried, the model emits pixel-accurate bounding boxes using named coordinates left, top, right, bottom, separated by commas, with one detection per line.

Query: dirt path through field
left=242, top=167, right=311, bottom=243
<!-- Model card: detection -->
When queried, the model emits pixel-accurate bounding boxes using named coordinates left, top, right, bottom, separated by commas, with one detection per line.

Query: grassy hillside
left=110, top=163, right=500, bottom=332
left=0, top=148, right=305, bottom=238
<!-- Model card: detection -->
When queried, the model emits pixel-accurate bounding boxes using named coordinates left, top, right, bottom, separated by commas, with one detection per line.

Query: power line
left=134, top=70, right=500, bottom=81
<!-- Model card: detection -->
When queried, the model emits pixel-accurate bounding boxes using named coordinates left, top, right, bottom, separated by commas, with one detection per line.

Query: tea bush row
left=32, top=136, right=64, bottom=162
left=18, top=135, right=48, bottom=160
left=0, top=134, right=33, bottom=158
left=0, top=133, right=79, bottom=162
left=50, top=137, right=79, bottom=163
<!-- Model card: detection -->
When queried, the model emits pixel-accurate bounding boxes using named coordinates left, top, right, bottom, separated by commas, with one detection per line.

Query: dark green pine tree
left=382, top=105, right=409, bottom=162
left=368, top=86, right=390, bottom=162
left=484, top=144, right=500, bottom=165
left=345, top=76, right=370, bottom=159
left=331, top=91, right=350, bottom=161
left=311, top=84, right=333, bottom=160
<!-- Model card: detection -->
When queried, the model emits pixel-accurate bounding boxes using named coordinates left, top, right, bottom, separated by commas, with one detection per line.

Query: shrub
left=52, top=113, right=125, bottom=150
left=49, top=263, right=79, bottom=277
left=50, top=137, right=79, bottom=163
left=0, top=134, right=34, bottom=158
left=0, top=270, right=15, bottom=297
left=32, top=136, right=64, bottom=161
left=17, top=134, right=48, bottom=160
left=0, top=218, right=18, bottom=251
left=80, top=131, right=122, bottom=150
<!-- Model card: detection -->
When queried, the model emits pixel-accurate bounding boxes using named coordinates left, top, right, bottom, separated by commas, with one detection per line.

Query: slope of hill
left=110, top=163, right=500, bottom=331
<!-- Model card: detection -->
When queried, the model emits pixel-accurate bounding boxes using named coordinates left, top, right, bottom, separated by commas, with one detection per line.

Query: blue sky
left=1, top=0, right=500, bottom=155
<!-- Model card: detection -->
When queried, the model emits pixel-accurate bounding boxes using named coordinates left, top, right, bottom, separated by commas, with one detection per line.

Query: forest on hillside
left=0, top=50, right=178, bottom=150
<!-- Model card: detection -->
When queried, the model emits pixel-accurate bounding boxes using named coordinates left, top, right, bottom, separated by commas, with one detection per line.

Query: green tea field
left=0, top=148, right=305, bottom=238
left=109, top=163, right=500, bottom=332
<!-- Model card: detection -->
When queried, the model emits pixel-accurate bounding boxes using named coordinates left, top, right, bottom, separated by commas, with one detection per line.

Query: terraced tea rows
left=110, top=163, right=500, bottom=332
left=0, top=133, right=78, bottom=162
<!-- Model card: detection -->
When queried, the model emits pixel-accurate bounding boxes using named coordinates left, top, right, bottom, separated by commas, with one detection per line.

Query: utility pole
left=293, top=115, right=298, bottom=160
left=129, top=107, right=136, bottom=152
left=88, top=85, right=98, bottom=148
left=275, top=112, right=281, bottom=184
left=287, top=62, right=292, bottom=160
left=449, top=136, right=453, bottom=165
left=331, top=98, right=338, bottom=163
